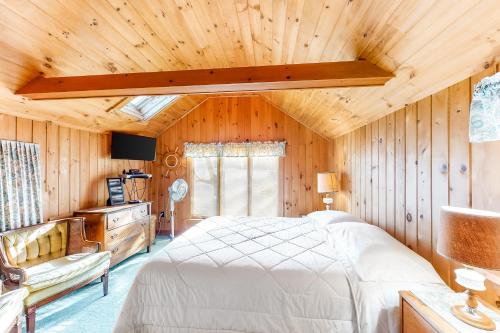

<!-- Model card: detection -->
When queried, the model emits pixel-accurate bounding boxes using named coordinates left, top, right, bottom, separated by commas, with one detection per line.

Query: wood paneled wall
left=0, top=113, right=151, bottom=222
left=332, top=64, right=500, bottom=305
left=152, top=96, right=332, bottom=232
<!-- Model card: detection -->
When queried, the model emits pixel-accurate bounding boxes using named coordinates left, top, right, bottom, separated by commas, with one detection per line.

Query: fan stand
left=167, top=178, right=188, bottom=240
left=169, top=197, right=175, bottom=239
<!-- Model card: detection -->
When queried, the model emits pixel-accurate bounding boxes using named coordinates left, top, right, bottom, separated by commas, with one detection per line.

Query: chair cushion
left=25, top=259, right=109, bottom=307
left=22, top=251, right=111, bottom=292
left=2, top=222, right=68, bottom=267
left=0, top=288, right=28, bottom=333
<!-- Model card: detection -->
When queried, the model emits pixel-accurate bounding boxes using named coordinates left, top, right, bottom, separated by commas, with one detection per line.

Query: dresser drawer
left=107, top=209, right=132, bottom=230
left=109, top=230, right=147, bottom=266
left=131, top=204, right=149, bottom=220
left=106, top=220, right=145, bottom=248
left=75, top=203, right=152, bottom=267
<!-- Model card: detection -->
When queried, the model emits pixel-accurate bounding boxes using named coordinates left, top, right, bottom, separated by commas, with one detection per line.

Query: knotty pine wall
left=152, top=96, right=332, bottom=232
left=0, top=114, right=151, bottom=221
left=332, top=64, right=500, bottom=305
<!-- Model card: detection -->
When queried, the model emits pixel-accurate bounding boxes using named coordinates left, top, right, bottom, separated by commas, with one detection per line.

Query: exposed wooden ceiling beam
left=16, top=61, right=393, bottom=100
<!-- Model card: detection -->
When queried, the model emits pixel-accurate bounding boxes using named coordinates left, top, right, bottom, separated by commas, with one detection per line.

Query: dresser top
left=74, top=202, right=151, bottom=214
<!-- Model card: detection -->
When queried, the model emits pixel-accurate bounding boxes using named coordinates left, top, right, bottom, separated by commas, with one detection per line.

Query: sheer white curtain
left=250, top=157, right=279, bottom=216
left=0, top=140, right=43, bottom=231
left=220, top=157, right=248, bottom=216
left=191, top=157, right=218, bottom=217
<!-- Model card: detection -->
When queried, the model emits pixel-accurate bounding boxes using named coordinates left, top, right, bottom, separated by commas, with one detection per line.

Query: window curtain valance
left=184, top=141, right=286, bottom=158
left=470, top=72, right=500, bottom=143
left=0, top=140, right=44, bottom=232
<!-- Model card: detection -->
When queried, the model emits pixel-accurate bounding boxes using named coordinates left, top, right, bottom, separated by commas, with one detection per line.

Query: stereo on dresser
left=74, top=202, right=155, bottom=267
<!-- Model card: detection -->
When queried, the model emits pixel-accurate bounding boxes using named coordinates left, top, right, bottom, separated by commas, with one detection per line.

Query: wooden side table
left=400, top=291, right=500, bottom=333
left=400, top=291, right=458, bottom=333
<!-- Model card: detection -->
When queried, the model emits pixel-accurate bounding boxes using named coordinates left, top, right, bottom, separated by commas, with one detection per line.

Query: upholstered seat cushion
left=21, top=251, right=111, bottom=292
left=0, top=288, right=28, bottom=333
left=24, top=259, right=110, bottom=307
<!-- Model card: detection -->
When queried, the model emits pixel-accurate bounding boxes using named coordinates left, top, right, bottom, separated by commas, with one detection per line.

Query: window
left=191, top=156, right=280, bottom=217
left=119, top=95, right=178, bottom=121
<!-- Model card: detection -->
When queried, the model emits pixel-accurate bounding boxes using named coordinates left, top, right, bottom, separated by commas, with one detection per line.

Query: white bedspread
left=114, top=216, right=446, bottom=333
left=114, top=216, right=356, bottom=333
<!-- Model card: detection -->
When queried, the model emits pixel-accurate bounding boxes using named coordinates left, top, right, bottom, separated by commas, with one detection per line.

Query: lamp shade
left=317, top=172, right=339, bottom=193
left=437, top=206, right=500, bottom=270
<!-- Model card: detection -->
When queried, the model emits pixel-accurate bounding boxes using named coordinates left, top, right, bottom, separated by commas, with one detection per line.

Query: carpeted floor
left=28, top=236, right=170, bottom=333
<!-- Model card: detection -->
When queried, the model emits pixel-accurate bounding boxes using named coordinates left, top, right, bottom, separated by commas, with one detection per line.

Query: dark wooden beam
left=16, top=61, right=393, bottom=100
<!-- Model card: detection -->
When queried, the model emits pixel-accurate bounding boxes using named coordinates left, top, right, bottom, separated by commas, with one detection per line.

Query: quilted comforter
left=114, top=216, right=446, bottom=333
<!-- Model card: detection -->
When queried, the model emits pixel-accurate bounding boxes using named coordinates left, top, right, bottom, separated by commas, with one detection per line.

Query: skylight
left=120, top=95, right=178, bottom=121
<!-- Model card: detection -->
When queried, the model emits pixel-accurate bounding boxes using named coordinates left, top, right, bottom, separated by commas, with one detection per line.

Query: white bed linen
left=114, top=217, right=446, bottom=333
left=326, top=222, right=449, bottom=333
left=307, top=210, right=364, bottom=225
left=114, top=216, right=356, bottom=333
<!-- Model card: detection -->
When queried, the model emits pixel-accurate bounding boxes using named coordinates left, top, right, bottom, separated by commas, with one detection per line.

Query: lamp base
left=451, top=305, right=496, bottom=331
left=322, top=196, right=333, bottom=211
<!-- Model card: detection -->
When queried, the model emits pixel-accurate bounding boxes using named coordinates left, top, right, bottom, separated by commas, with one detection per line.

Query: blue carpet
left=28, top=236, right=171, bottom=333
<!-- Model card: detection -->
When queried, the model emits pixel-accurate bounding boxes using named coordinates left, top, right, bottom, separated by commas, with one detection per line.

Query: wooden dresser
left=74, top=202, right=154, bottom=267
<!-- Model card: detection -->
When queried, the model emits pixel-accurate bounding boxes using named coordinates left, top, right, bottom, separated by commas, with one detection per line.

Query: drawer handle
left=140, top=210, right=146, bottom=214
left=112, top=217, right=119, bottom=223
left=112, top=248, right=119, bottom=254
left=110, top=234, right=118, bottom=240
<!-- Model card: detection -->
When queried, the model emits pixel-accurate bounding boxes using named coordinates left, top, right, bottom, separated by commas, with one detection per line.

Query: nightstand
left=400, top=291, right=458, bottom=332
left=400, top=291, right=500, bottom=333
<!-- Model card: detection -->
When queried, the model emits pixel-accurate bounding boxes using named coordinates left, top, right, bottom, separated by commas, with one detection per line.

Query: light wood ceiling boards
left=0, top=0, right=499, bottom=138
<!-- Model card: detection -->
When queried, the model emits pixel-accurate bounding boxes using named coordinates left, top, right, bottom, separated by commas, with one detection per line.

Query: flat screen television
left=111, top=132, right=156, bottom=161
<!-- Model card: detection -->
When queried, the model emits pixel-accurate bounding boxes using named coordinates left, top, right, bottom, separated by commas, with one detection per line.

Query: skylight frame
left=119, top=95, right=178, bottom=121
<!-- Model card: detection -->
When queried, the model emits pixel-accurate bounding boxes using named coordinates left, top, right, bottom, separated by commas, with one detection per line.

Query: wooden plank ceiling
left=0, top=0, right=499, bottom=138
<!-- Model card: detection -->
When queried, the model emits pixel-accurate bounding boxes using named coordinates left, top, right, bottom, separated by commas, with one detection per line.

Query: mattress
left=114, top=216, right=447, bottom=333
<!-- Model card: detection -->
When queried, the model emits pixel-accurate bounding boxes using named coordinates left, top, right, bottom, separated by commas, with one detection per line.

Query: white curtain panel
left=0, top=140, right=43, bottom=232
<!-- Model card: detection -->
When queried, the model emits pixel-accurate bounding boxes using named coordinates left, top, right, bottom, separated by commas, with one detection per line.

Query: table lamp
left=437, top=206, right=500, bottom=331
left=317, top=172, right=339, bottom=210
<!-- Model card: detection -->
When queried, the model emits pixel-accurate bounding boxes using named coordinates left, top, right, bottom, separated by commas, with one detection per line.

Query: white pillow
left=307, top=210, right=364, bottom=225
left=330, top=222, right=443, bottom=284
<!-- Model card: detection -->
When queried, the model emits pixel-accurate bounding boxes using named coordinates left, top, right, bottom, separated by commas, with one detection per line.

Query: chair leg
left=102, top=269, right=109, bottom=296
left=26, top=307, right=36, bottom=333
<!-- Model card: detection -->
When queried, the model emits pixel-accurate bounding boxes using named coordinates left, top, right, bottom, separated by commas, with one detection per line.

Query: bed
left=113, top=212, right=448, bottom=333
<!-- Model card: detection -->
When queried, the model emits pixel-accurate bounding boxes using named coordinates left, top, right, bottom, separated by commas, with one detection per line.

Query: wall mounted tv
left=111, top=132, right=156, bottom=161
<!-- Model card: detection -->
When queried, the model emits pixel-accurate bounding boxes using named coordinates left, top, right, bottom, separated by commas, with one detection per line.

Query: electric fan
left=167, top=178, right=189, bottom=238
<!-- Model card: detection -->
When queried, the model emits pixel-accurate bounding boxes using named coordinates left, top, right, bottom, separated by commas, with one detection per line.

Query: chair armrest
left=51, top=217, right=101, bottom=254
left=0, top=254, right=27, bottom=285
left=80, top=219, right=101, bottom=253
left=81, top=238, right=101, bottom=253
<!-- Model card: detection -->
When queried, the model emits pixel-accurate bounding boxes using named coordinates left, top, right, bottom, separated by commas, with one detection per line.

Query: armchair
left=0, top=217, right=111, bottom=333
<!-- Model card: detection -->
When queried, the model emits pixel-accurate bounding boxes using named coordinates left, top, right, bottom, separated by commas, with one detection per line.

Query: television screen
left=111, top=132, right=156, bottom=161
